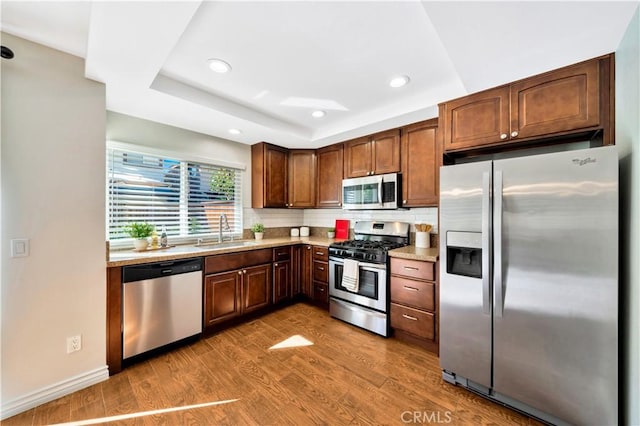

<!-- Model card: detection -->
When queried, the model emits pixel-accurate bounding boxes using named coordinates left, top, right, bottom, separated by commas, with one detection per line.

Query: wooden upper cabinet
left=252, top=142, right=288, bottom=208
left=441, top=54, right=613, bottom=153
left=401, top=119, right=439, bottom=207
left=288, top=150, right=316, bottom=208
left=372, top=129, right=401, bottom=175
left=344, top=136, right=371, bottom=178
left=316, top=143, right=343, bottom=208
left=511, top=59, right=600, bottom=139
left=344, top=129, right=400, bottom=178
left=441, top=86, right=510, bottom=151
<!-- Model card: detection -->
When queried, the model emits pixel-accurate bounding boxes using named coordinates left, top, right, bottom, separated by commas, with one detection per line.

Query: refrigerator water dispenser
left=446, top=231, right=482, bottom=279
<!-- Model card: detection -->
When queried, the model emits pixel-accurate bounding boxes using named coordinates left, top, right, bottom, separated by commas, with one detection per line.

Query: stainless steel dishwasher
left=122, top=258, right=202, bottom=359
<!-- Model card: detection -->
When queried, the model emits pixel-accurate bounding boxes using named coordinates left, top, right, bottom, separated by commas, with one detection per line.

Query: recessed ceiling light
left=389, top=75, right=410, bottom=88
left=207, top=58, right=232, bottom=73
left=311, top=110, right=326, bottom=118
left=228, top=128, right=242, bottom=135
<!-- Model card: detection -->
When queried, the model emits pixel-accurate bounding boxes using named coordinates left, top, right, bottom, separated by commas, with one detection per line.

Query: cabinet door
left=344, top=137, right=372, bottom=178
left=442, top=86, right=510, bottom=151
left=243, top=264, right=272, bottom=314
left=204, top=271, right=242, bottom=327
left=300, top=245, right=313, bottom=297
left=312, top=282, right=329, bottom=305
left=288, top=150, right=316, bottom=208
left=401, top=120, right=438, bottom=207
left=510, top=60, right=600, bottom=140
left=316, top=144, right=343, bottom=208
left=372, top=129, right=401, bottom=175
left=265, top=145, right=288, bottom=207
left=273, top=260, right=291, bottom=303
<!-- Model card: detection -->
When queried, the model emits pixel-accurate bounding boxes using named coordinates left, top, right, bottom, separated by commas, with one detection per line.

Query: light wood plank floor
left=3, top=303, right=542, bottom=425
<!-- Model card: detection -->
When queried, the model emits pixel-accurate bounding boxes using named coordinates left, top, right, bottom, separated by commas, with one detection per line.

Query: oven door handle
left=329, top=257, right=386, bottom=271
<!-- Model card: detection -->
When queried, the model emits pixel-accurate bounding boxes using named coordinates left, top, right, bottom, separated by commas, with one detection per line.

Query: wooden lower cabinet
left=204, top=263, right=272, bottom=327
left=204, top=270, right=242, bottom=327
left=273, top=246, right=292, bottom=303
left=390, top=257, right=439, bottom=354
left=299, top=245, right=313, bottom=297
left=243, top=264, right=272, bottom=313
left=311, top=246, right=329, bottom=309
left=203, top=249, right=274, bottom=330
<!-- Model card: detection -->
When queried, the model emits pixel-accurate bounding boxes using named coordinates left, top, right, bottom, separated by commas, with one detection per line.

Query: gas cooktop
left=329, top=221, right=410, bottom=263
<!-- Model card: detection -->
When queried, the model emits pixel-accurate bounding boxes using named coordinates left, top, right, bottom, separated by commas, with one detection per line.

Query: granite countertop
left=107, top=236, right=336, bottom=267
left=389, top=245, right=439, bottom=262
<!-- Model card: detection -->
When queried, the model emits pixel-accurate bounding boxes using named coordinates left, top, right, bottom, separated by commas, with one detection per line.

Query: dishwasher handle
left=123, top=257, right=202, bottom=283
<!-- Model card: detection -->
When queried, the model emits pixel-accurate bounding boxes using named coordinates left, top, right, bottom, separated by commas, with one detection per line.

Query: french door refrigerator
left=439, top=145, right=618, bottom=425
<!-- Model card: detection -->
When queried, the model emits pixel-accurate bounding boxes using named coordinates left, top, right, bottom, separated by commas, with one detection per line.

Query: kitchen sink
left=195, top=240, right=259, bottom=249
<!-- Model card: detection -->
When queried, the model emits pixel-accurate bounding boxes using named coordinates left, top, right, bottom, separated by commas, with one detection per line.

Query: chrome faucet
left=219, top=214, right=232, bottom=243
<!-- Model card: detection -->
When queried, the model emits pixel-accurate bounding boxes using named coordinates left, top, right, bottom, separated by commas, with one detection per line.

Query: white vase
left=254, top=232, right=264, bottom=240
left=133, top=238, right=149, bottom=251
left=327, top=231, right=335, bottom=239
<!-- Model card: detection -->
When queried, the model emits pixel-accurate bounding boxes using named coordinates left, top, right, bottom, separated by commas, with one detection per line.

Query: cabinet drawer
left=313, top=246, right=328, bottom=261
left=390, top=303, right=435, bottom=340
left=205, top=248, right=272, bottom=274
left=273, top=246, right=291, bottom=262
left=313, top=261, right=328, bottom=283
left=312, top=282, right=329, bottom=304
left=390, top=276, right=435, bottom=311
left=390, top=258, right=434, bottom=281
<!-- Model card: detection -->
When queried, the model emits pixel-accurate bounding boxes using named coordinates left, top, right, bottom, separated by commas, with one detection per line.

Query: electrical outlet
left=66, top=335, right=82, bottom=353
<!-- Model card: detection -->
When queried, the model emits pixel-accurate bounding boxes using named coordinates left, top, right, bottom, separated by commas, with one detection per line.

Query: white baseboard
left=1, top=366, right=109, bottom=420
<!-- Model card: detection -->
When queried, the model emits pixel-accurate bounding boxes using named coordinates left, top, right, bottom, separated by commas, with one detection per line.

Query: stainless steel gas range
left=328, top=221, right=410, bottom=336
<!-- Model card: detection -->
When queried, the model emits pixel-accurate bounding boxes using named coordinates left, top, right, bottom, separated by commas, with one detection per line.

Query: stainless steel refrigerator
left=439, top=145, right=618, bottom=425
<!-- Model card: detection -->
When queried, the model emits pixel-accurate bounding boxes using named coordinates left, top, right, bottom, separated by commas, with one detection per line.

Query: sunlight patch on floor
left=49, top=399, right=239, bottom=426
left=269, top=334, right=314, bottom=350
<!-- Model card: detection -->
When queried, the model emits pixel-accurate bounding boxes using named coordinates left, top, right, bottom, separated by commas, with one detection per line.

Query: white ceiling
left=2, top=1, right=638, bottom=148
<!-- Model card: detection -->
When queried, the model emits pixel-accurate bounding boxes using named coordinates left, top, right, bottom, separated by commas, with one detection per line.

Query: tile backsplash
left=244, top=207, right=438, bottom=234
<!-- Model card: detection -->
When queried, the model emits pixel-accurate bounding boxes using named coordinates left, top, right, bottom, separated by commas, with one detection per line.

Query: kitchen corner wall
left=1, top=33, right=107, bottom=417
left=616, top=6, right=640, bottom=425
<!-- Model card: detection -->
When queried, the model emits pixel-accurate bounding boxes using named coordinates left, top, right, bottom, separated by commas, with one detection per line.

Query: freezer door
left=439, top=160, right=492, bottom=388
left=492, top=146, right=618, bottom=425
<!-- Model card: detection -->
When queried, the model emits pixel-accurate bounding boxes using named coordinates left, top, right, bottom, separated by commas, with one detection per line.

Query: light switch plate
left=10, top=239, right=29, bottom=257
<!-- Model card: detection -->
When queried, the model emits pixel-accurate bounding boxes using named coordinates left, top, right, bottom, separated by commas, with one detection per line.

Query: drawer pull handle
left=315, top=252, right=324, bottom=255
left=317, top=287, right=325, bottom=292
left=403, top=286, right=419, bottom=292
left=277, top=252, right=287, bottom=257
left=403, top=266, right=419, bottom=271
left=317, top=266, right=325, bottom=271
left=402, top=314, right=418, bottom=321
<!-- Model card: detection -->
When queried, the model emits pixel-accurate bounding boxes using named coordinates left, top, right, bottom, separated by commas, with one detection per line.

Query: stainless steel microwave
left=342, top=173, right=400, bottom=210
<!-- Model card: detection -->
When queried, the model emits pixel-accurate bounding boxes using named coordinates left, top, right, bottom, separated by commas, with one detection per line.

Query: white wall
left=107, top=111, right=253, bottom=209
left=615, top=6, right=640, bottom=425
left=1, top=33, right=107, bottom=417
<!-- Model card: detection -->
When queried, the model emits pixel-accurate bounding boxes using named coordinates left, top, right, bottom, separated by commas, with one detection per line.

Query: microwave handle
left=378, top=176, right=383, bottom=205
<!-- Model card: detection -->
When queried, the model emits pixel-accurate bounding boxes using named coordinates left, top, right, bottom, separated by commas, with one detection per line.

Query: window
left=107, top=143, right=243, bottom=244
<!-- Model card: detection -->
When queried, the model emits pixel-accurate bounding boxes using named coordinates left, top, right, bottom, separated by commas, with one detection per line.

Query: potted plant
left=124, top=222, right=155, bottom=251
left=327, top=227, right=336, bottom=239
left=251, top=223, right=265, bottom=240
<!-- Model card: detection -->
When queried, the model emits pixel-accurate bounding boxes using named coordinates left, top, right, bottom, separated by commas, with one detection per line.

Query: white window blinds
left=107, top=146, right=243, bottom=241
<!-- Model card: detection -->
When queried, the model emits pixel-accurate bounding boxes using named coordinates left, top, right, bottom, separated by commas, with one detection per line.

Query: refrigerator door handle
left=481, top=171, right=491, bottom=315
left=494, top=170, right=504, bottom=318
